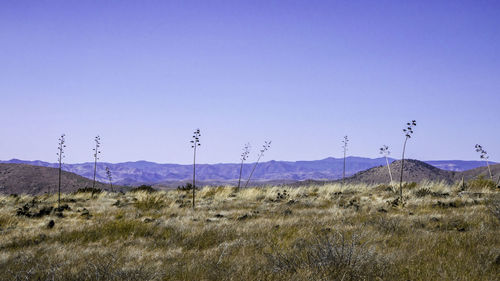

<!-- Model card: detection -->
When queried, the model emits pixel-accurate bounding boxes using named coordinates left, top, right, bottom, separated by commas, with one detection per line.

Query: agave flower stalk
left=399, top=120, right=416, bottom=200
left=380, top=145, right=393, bottom=185
left=237, top=143, right=251, bottom=190
left=190, top=129, right=201, bottom=209
left=342, top=136, right=348, bottom=185
left=105, top=166, right=113, bottom=192
left=92, top=135, right=101, bottom=189
left=56, top=134, right=66, bottom=207
left=244, top=141, right=271, bottom=188
left=475, top=144, right=493, bottom=179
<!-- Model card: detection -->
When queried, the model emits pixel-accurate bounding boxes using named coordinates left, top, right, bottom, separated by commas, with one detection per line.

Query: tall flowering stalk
left=56, top=134, right=66, bottom=206
left=237, top=143, right=251, bottom=190
left=244, top=141, right=271, bottom=188
left=190, top=129, right=201, bottom=209
left=399, top=120, right=416, bottom=200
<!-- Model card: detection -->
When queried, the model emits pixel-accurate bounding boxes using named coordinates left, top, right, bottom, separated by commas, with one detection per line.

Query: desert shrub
left=75, top=187, right=102, bottom=194
left=414, top=187, right=432, bottom=197
left=130, top=185, right=156, bottom=193
left=265, top=232, right=389, bottom=280
left=374, top=184, right=395, bottom=193
left=375, top=216, right=407, bottom=234
left=177, top=183, right=195, bottom=191
left=134, top=195, right=165, bottom=211
left=468, top=175, right=496, bottom=189
left=403, top=182, right=418, bottom=190
left=0, top=250, right=159, bottom=281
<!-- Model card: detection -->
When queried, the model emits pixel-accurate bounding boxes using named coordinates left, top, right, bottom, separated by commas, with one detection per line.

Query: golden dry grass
left=0, top=183, right=499, bottom=280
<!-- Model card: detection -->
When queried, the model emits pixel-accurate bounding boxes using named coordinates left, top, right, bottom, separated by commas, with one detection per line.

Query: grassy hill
left=0, top=163, right=109, bottom=195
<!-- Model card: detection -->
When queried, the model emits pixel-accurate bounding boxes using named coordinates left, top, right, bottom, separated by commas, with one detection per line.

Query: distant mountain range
left=0, top=157, right=494, bottom=187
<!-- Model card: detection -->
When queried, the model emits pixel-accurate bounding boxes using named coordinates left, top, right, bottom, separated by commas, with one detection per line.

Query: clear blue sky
left=1, top=0, right=499, bottom=164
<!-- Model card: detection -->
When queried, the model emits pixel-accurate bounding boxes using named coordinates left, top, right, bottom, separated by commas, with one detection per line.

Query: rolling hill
left=342, top=160, right=500, bottom=185
left=344, top=159, right=458, bottom=184
left=0, top=163, right=108, bottom=195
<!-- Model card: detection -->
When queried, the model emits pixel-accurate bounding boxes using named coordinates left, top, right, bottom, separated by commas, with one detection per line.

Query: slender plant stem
left=58, top=150, right=62, bottom=207
left=486, top=159, right=493, bottom=180
left=343, top=149, right=346, bottom=185
left=399, top=137, right=408, bottom=200
left=244, top=154, right=262, bottom=188
left=385, top=156, right=393, bottom=184
left=192, top=144, right=196, bottom=209
left=237, top=159, right=244, bottom=189
left=92, top=143, right=98, bottom=189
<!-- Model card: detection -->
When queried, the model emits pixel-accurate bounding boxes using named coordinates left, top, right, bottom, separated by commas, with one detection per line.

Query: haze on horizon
left=1, top=1, right=499, bottom=165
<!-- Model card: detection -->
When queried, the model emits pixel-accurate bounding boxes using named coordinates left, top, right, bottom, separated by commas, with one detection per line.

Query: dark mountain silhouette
left=0, top=163, right=108, bottom=195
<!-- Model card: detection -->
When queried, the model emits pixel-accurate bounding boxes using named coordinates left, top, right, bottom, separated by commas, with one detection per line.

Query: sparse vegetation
left=0, top=183, right=498, bottom=280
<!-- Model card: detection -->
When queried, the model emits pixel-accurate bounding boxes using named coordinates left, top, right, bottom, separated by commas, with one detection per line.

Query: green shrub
left=414, top=187, right=432, bottom=197
left=177, top=183, right=195, bottom=191
left=75, top=187, right=102, bottom=194
left=130, top=185, right=156, bottom=193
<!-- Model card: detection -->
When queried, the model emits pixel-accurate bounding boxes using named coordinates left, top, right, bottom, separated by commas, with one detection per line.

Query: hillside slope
left=0, top=163, right=108, bottom=195
left=344, top=160, right=458, bottom=184
left=460, top=163, right=500, bottom=181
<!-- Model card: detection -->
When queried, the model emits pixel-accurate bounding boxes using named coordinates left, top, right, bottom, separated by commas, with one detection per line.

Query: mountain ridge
left=0, top=157, right=494, bottom=186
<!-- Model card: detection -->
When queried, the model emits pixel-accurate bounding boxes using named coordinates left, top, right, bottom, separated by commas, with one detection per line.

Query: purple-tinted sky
left=1, top=0, right=499, bottom=164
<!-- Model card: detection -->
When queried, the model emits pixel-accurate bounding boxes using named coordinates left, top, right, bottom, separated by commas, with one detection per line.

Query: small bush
left=414, top=187, right=432, bottom=197
left=130, top=185, right=156, bottom=193
left=75, top=187, right=102, bottom=194
left=265, top=232, right=389, bottom=280
left=177, top=183, right=195, bottom=191
left=468, top=175, right=496, bottom=189
left=403, top=182, right=418, bottom=190
left=374, top=184, right=394, bottom=193
left=134, top=195, right=165, bottom=211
